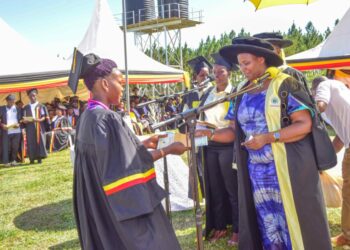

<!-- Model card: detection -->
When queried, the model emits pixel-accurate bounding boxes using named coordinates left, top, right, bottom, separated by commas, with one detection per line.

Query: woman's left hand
left=143, top=134, right=167, bottom=149
left=241, top=134, right=269, bottom=150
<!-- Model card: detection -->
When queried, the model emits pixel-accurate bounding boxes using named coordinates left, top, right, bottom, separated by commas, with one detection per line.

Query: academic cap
left=211, top=53, right=238, bottom=71
left=68, top=48, right=101, bottom=94
left=187, top=56, right=213, bottom=75
left=220, top=37, right=283, bottom=67
left=253, top=32, right=293, bottom=48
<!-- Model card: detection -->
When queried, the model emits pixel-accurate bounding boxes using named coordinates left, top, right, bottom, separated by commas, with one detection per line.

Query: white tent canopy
left=0, top=0, right=184, bottom=96
left=75, top=0, right=183, bottom=76
left=286, top=42, right=324, bottom=61
left=287, top=6, right=350, bottom=70
left=0, top=17, right=77, bottom=103
left=0, top=17, right=70, bottom=81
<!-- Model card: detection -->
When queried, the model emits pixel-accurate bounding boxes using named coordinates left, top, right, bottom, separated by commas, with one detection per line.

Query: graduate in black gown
left=179, top=56, right=213, bottom=199
left=46, top=104, right=72, bottom=153
left=22, top=89, right=49, bottom=164
left=66, top=105, right=78, bottom=128
left=69, top=51, right=188, bottom=250
left=181, top=56, right=213, bottom=112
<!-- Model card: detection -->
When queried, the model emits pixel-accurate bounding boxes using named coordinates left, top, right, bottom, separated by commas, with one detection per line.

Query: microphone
left=252, top=67, right=279, bottom=84
left=197, top=75, right=215, bottom=88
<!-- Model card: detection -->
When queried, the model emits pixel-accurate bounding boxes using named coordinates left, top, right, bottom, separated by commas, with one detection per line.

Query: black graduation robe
left=73, top=107, right=181, bottom=250
left=281, top=65, right=308, bottom=88
left=23, top=103, right=48, bottom=161
left=184, top=87, right=215, bottom=200
left=0, top=105, right=23, bottom=163
left=46, top=116, right=72, bottom=153
left=180, top=91, right=200, bottom=111
left=234, top=72, right=331, bottom=250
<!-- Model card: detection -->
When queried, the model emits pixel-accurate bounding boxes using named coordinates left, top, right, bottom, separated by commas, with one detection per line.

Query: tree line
left=145, top=20, right=338, bottom=80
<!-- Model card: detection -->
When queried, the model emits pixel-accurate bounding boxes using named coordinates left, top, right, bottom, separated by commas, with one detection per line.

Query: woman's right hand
left=165, top=142, right=189, bottom=155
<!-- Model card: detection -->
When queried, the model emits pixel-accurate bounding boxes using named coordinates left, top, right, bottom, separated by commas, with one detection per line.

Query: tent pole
left=122, top=0, right=130, bottom=113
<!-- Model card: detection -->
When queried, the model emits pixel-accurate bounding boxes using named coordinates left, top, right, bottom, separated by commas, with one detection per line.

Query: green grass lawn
left=0, top=150, right=343, bottom=249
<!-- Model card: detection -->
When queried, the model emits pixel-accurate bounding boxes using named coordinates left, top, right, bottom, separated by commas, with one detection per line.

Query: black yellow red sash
left=103, top=168, right=156, bottom=196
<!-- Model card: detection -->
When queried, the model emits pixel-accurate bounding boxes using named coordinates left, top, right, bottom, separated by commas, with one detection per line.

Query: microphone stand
left=151, top=80, right=264, bottom=250
left=159, top=100, right=172, bottom=221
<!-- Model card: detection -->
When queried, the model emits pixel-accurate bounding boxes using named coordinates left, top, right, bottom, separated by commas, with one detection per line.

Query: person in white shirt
left=0, top=94, right=22, bottom=166
left=312, top=76, right=350, bottom=247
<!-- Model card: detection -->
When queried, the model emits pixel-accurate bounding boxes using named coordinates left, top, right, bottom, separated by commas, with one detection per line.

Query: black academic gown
left=46, top=116, right=72, bottom=152
left=180, top=91, right=200, bottom=111
left=0, top=105, right=23, bottom=164
left=23, top=104, right=48, bottom=161
left=282, top=65, right=308, bottom=88
left=73, top=107, right=181, bottom=250
left=183, top=87, right=215, bottom=201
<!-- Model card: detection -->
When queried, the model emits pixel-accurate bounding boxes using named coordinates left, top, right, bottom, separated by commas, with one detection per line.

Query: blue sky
left=1, top=0, right=350, bottom=57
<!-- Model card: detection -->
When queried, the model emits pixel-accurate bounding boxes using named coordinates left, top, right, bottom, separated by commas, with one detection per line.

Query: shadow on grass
left=13, top=199, right=75, bottom=231
left=48, top=239, right=80, bottom=250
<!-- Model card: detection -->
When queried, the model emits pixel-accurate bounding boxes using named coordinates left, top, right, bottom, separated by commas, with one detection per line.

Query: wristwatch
left=273, top=131, right=280, bottom=142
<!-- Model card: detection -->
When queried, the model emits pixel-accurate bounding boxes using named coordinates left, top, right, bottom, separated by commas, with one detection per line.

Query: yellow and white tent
left=0, top=0, right=187, bottom=104
left=286, top=6, right=350, bottom=71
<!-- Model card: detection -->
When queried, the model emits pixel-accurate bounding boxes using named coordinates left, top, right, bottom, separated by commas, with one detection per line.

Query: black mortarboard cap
left=187, top=56, right=213, bottom=75
left=211, top=53, right=238, bottom=71
left=253, top=32, right=293, bottom=48
left=68, top=48, right=101, bottom=94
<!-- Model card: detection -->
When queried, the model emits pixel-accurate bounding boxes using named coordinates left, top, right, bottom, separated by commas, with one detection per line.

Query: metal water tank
left=179, top=0, right=189, bottom=19
left=125, top=0, right=155, bottom=25
left=158, top=0, right=189, bottom=19
left=144, top=0, right=156, bottom=21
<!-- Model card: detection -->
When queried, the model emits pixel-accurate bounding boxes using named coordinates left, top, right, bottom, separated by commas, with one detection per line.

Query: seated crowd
left=116, top=89, right=182, bottom=135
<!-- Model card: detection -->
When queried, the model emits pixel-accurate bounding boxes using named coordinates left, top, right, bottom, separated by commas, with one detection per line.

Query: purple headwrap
left=83, top=58, right=118, bottom=91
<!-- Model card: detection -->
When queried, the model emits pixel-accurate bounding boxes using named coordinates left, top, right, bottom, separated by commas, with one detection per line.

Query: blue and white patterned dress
left=226, top=90, right=311, bottom=250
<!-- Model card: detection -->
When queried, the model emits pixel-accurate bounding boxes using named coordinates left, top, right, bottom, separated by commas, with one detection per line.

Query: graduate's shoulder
left=77, top=109, right=124, bottom=143
left=280, top=73, right=304, bottom=92
left=82, top=108, right=123, bottom=126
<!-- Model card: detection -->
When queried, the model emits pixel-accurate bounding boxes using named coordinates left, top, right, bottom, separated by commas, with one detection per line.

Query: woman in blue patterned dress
left=196, top=37, right=331, bottom=250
